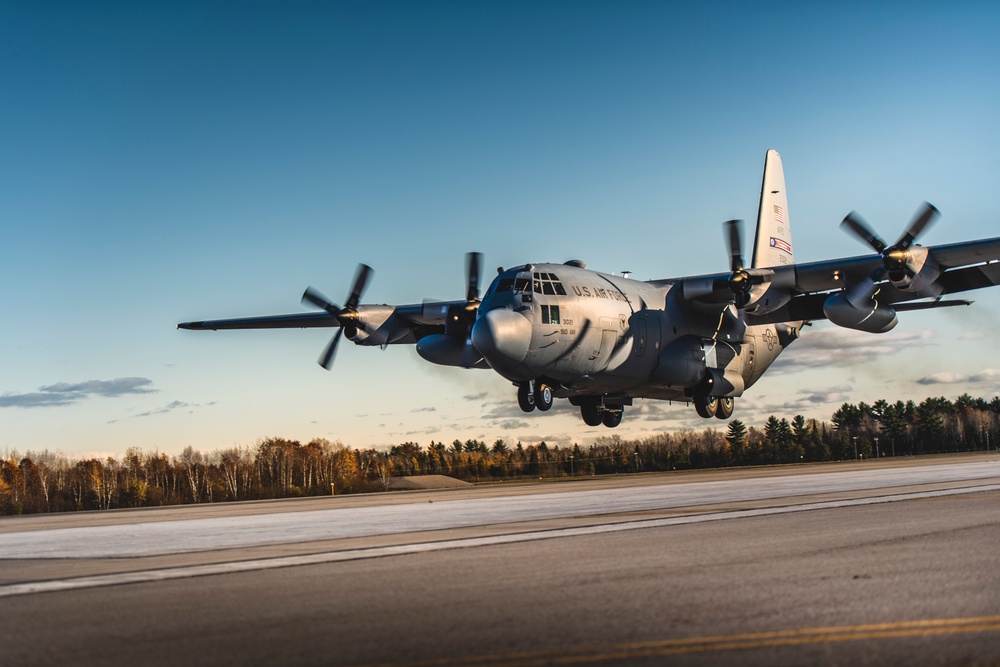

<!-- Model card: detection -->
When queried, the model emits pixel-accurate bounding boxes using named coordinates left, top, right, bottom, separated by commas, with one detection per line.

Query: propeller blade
left=345, top=264, right=373, bottom=310
left=466, top=252, right=483, bottom=303
left=893, top=201, right=939, bottom=250
left=724, top=220, right=744, bottom=273
left=317, top=328, right=343, bottom=370
left=840, top=212, right=887, bottom=254
left=301, top=287, right=340, bottom=315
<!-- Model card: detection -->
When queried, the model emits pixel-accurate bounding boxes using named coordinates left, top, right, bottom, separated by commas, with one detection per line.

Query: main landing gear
left=580, top=397, right=624, bottom=428
left=694, top=395, right=734, bottom=420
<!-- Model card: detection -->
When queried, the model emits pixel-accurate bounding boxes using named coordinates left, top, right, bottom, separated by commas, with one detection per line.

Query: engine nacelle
left=823, top=293, right=898, bottom=333
left=416, top=334, right=488, bottom=369
left=347, top=305, right=398, bottom=346
left=890, top=246, right=941, bottom=295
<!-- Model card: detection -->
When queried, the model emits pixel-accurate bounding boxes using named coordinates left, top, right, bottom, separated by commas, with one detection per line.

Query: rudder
left=751, top=149, right=793, bottom=269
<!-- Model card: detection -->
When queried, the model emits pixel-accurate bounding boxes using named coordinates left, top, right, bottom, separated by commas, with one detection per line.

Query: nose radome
left=471, top=308, right=531, bottom=369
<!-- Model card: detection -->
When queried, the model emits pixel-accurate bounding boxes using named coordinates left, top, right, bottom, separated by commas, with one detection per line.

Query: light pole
left=874, top=436, right=880, bottom=458
left=852, top=436, right=858, bottom=461
left=569, top=454, right=574, bottom=477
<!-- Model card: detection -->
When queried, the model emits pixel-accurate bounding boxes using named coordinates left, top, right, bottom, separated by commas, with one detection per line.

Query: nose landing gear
left=517, top=381, right=554, bottom=413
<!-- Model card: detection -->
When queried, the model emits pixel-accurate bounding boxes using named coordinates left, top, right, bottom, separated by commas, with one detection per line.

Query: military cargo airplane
left=179, top=150, right=1000, bottom=427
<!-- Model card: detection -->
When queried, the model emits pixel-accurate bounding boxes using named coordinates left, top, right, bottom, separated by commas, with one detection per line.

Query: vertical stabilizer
left=751, top=149, right=793, bottom=269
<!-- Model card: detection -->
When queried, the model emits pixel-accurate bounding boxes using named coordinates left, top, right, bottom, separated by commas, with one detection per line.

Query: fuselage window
left=550, top=305, right=560, bottom=324
left=496, top=278, right=514, bottom=292
left=513, top=277, right=532, bottom=292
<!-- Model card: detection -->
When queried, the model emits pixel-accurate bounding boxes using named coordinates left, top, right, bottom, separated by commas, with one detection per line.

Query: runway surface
left=2, top=454, right=999, bottom=666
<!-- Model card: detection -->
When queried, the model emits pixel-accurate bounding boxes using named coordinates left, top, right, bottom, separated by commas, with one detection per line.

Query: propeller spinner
left=301, top=263, right=373, bottom=370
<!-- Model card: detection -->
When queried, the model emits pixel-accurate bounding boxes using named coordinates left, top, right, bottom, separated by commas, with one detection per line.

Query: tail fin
left=750, top=149, right=793, bottom=269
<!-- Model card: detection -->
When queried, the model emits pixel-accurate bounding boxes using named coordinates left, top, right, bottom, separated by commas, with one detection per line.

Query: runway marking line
left=356, top=616, right=1000, bottom=666
left=1, top=484, right=998, bottom=599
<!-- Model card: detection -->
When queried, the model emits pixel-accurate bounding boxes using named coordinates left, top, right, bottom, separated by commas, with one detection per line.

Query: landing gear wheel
left=517, top=383, right=535, bottom=413
left=694, top=395, right=718, bottom=419
left=715, top=397, right=734, bottom=420
left=602, top=406, right=623, bottom=428
left=580, top=399, right=603, bottom=426
left=535, top=383, right=553, bottom=412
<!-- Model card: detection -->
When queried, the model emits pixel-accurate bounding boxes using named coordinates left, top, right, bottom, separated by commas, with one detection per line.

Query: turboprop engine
left=826, top=201, right=944, bottom=334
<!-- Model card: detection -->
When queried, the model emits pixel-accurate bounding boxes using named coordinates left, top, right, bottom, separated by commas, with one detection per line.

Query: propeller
left=724, top=220, right=753, bottom=308
left=840, top=202, right=939, bottom=307
left=301, top=263, right=373, bottom=370
left=450, top=252, right=483, bottom=336
left=423, top=252, right=484, bottom=335
left=465, top=251, right=482, bottom=303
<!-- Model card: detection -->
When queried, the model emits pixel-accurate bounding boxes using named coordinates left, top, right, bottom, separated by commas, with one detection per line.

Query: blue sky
left=2, top=1, right=999, bottom=457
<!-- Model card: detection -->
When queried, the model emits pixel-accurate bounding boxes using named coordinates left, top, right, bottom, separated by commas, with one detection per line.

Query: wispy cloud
left=0, top=377, right=156, bottom=408
left=133, top=400, right=216, bottom=418
left=917, top=369, right=1000, bottom=385
left=769, top=328, right=935, bottom=374
left=497, top=419, right=530, bottom=429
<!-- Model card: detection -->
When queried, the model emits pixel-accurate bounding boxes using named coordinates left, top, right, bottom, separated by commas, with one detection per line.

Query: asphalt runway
left=2, top=454, right=999, bottom=666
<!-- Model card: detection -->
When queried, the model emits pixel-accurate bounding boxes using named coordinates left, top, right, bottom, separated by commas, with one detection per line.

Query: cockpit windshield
left=488, top=269, right=567, bottom=299
left=490, top=271, right=533, bottom=294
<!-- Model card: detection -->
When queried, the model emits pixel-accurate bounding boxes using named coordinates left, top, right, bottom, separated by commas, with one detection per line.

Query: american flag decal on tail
left=770, top=237, right=792, bottom=254
left=773, top=204, right=785, bottom=225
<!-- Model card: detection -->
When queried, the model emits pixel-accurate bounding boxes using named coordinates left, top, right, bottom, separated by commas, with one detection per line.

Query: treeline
left=2, top=393, right=998, bottom=515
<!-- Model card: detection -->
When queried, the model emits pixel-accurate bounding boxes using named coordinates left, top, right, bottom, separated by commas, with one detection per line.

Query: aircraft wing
left=178, top=302, right=458, bottom=332
left=178, top=312, right=340, bottom=330
left=776, top=237, right=1000, bottom=295
left=654, top=236, right=1000, bottom=325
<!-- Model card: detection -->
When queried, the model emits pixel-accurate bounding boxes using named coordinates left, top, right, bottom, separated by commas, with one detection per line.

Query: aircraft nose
left=471, top=308, right=531, bottom=372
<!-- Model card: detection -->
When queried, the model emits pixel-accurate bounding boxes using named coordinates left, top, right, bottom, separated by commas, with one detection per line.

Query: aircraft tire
left=536, top=384, right=553, bottom=411
left=694, top=395, right=718, bottom=419
left=517, top=383, right=535, bottom=413
left=602, top=407, right=623, bottom=428
left=715, top=397, right=734, bottom=419
left=580, top=400, right=603, bottom=426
